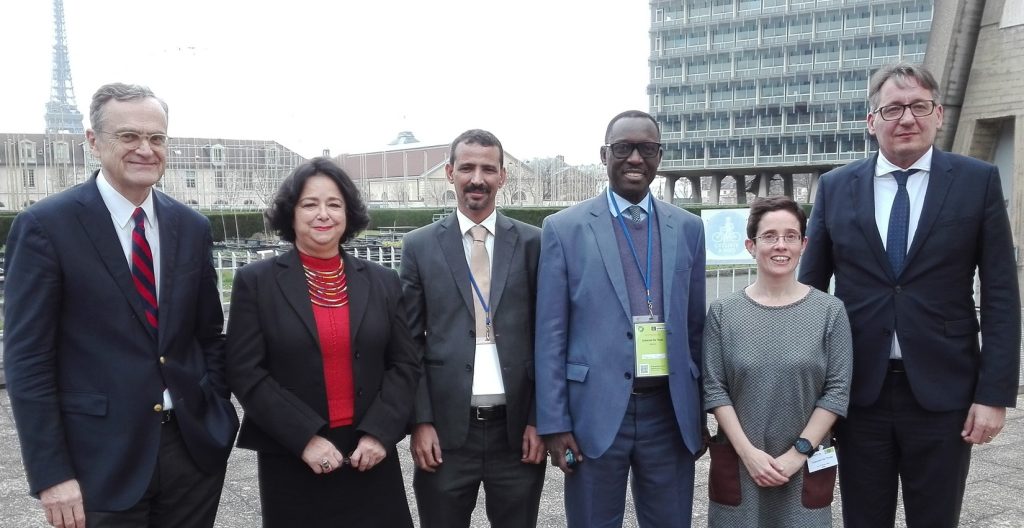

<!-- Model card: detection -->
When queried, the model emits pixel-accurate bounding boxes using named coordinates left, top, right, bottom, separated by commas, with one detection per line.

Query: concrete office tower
left=648, top=0, right=933, bottom=204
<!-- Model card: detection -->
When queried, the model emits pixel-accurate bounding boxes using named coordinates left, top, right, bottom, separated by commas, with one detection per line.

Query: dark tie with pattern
left=626, top=205, right=644, bottom=224
left=131, top=208, right=159, bottom=331
left=885, top=169, right=920, bottom=275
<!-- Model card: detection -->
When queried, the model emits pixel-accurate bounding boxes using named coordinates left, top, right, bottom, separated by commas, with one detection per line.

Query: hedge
left=0, top=203, right=813, bottom=247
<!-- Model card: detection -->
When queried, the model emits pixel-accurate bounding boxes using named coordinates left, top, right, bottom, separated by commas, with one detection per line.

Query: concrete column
left=735, top=175, right=747, bottom=205
left=756, top=171, right=771, bottom=197
left=808, top=171, right=821, bottom=203
left=663, top=175, right=677, bottom=204
left=710, top=175, right=724, bottom=205
left=781, top=174, right=794, bottom=199
left=687, top=176, right=703, bottom=204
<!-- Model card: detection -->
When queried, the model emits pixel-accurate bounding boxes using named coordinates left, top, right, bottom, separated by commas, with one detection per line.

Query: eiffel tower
left=44, top=0, right=84, bottom=134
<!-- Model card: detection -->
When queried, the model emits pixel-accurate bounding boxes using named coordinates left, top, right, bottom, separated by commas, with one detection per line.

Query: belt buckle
left=474, top=406, right=492, bottom=421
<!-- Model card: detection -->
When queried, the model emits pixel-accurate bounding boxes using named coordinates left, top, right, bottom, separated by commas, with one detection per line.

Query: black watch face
left=795, top=438, right=813, bottom=454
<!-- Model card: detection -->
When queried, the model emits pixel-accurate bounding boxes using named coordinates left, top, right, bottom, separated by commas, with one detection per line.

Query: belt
left=632, top=384, right=668, bottom=395
left=888, top=359, right=905, bottom=373
left=160, top=410, right=175, bottom=424
left=471, top=405, right=506, bottom=421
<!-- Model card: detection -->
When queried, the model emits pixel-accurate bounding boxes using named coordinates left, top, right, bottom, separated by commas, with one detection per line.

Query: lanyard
left=609, top=189, right=656, bottom=317
left=468, top=269, right=492, bottom=340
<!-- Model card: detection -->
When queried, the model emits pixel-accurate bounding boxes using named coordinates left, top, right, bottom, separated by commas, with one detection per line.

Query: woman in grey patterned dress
left=703, top=196, right=853, bottom=527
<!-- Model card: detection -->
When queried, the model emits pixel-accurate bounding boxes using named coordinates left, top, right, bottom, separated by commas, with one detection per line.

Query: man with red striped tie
left=4, top=83, right=238, bottom=528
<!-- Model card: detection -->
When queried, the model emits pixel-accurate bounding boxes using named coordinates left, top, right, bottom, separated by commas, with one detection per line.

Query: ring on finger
left=320, top=458, right=332, bottom=471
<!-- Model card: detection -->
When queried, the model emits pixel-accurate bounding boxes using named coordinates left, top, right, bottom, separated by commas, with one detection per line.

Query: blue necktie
left=885, top=169, right=919, bottom=275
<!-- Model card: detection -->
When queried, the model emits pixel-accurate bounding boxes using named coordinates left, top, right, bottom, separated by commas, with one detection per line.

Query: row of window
left=5, top=139, right=284, bottom=167
left=654, top=0, right=930, bottom=25
left=655, top=74, right=871, bottom=105
left=656, top=29, right=928, bottom=61
left=7, top=140, right=74, bottom=164
left=658, top=102, right=870, bottom=131
left=655, top=25, right=929, bottom=57
left=663, top=134, right=869, bottom=158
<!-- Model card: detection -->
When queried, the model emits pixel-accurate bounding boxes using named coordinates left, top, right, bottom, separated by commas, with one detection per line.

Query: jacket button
left=159, top=356, right=166, bottom=364
left=895, top=286, right=902, bottom=293
left=626, top=332, right=633, bottom=339
left=465, top=364, right=473, bottom=372
left=469, top=330, right=476, bottom=338
left=357, top=389, right=364, bottom=396
left=355, top=352, right=361, bottom=359
left=624, top=372, right=632, bottom=380
left=153, top=404, right=163, bottom=412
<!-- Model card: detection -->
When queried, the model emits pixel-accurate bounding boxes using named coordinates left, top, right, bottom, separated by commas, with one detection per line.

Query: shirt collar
left=455, top=208, right=497, bottom=237
left=875, top=147, right=933, bottom=178
left=606, top=189, right=652, bottom=217
left=96, top=171, right=157, bottom=229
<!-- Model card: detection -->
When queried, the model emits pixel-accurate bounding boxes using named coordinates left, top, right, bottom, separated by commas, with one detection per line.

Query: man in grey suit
left=400, top=129, right=545, bottom=528
left=535, top=110, right=706, bottom=527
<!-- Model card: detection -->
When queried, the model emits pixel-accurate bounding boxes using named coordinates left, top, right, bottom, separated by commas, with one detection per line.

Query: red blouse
left=299, top=252, right=354, bottom=428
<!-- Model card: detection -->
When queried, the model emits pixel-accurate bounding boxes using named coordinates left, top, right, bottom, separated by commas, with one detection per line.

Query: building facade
left=0, top=133, right=304, bottom=211
left=648, top=0, right=932, bottom=203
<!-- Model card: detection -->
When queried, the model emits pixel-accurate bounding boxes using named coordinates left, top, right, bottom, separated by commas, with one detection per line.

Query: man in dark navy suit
left=800, top=63, right=1020, bottom=527
left=4, top=83, right=237, bottom=528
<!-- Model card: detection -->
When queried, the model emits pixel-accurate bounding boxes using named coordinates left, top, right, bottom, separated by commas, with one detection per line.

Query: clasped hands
left=301, top=434, right=386, bottom=474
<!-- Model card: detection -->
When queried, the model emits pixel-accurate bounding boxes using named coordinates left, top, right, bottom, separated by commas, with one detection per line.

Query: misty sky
left=2, top=0, right=652, bottom=164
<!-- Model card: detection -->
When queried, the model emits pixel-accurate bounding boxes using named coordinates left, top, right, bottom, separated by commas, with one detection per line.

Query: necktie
left=627, top=205, right=644, bottom=224
left=469, top=225, right=492, bottom=343
left=131, top=208, right=159, bottom=331
left=885, top=169, right=919, bottom=275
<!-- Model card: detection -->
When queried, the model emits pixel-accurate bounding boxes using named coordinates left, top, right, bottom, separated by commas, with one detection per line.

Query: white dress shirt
left=455, top=209, right=506, bottom=401
left=873, top=148, right=933, bottom=359
left=96, top=173, right=172, bottom=408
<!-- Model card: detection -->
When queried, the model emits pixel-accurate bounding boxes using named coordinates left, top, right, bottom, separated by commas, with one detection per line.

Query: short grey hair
left=89, top=83, right=169, bottom=130
left=868, top=62, right=941, bottom=111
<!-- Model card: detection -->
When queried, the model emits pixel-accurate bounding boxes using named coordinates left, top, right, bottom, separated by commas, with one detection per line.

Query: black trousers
left=837, top=369, right=972, bottom=528
left=87, top=417, right=226, bottom=528
left=413, top=417, right=545, bottom=528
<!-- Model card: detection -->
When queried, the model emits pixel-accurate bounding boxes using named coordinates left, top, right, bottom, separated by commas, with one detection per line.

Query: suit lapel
left=343, top=252, right=369, bottom=344
left=852, top=154, right=893, bottom=278
left=154, top=191, right=178, bottom=348
left=75, top=176, right=156, bottom=340
left=654, top=200, right=677, bottom=322
left=488, top=214, right=517, bottom=317
left=437, top=214, right=476, bottom=318
left=904, top=149, right=954, bottom=270
left=587, top=197, right=632, bottom=320
left=275, top=250, right=320, bottom=345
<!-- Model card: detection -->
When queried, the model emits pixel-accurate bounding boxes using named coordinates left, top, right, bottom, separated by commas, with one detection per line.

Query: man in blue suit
left=535, top=110, right=706, bottom=527
left=800, top=63, right=1020, bottom=527
left=4, top=83, right=237, bottom=528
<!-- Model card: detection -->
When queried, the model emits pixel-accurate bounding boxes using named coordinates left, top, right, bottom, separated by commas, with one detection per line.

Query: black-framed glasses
left=604, top=142, right=662, bottom=159
left=873, top=100, right=937, bottom=121
left=754, top=232, right=803, bottom=245
left=99, top=130, right=169, bottom=149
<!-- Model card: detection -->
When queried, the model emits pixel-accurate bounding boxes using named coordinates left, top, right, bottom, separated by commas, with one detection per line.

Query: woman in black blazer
left=226, top=157, right=420, bottom=526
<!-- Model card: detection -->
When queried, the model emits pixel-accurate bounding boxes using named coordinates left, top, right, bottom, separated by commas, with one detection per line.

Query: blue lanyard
left=468, top=262, right=492, bottom=340
left=609, top=189, right=655, bottom=317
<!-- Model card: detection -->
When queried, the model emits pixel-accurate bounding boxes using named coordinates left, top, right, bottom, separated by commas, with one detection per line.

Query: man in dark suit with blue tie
left=4, top=83, right=238, bottom=528
left=800, top=63, right=1020, bottom=527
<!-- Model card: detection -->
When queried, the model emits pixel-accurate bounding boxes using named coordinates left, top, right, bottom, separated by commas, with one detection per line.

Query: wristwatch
left=794, top=437, right=814, bottom=455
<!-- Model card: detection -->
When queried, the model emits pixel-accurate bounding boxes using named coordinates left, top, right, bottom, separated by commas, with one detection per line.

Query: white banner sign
left=701, top=208, right=754, bottom=265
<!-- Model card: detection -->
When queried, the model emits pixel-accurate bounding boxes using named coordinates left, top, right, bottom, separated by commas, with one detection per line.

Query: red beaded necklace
left=303, top=260, right=349, bottom=308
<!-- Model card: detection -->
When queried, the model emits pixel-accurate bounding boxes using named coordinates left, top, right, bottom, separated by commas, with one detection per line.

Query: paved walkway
left=1, top=391, right=1022, bottom=527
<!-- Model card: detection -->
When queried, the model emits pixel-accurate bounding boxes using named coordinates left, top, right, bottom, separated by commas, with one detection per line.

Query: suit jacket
left=800, top=149, right=1021, bottom=411
left=534, top=195, right=707, bottom=457
left=226, top=249, right=421, bottom=455
left=2, top=174, right=237, bottom=511
left=399, top=212, right=541, bottom=450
